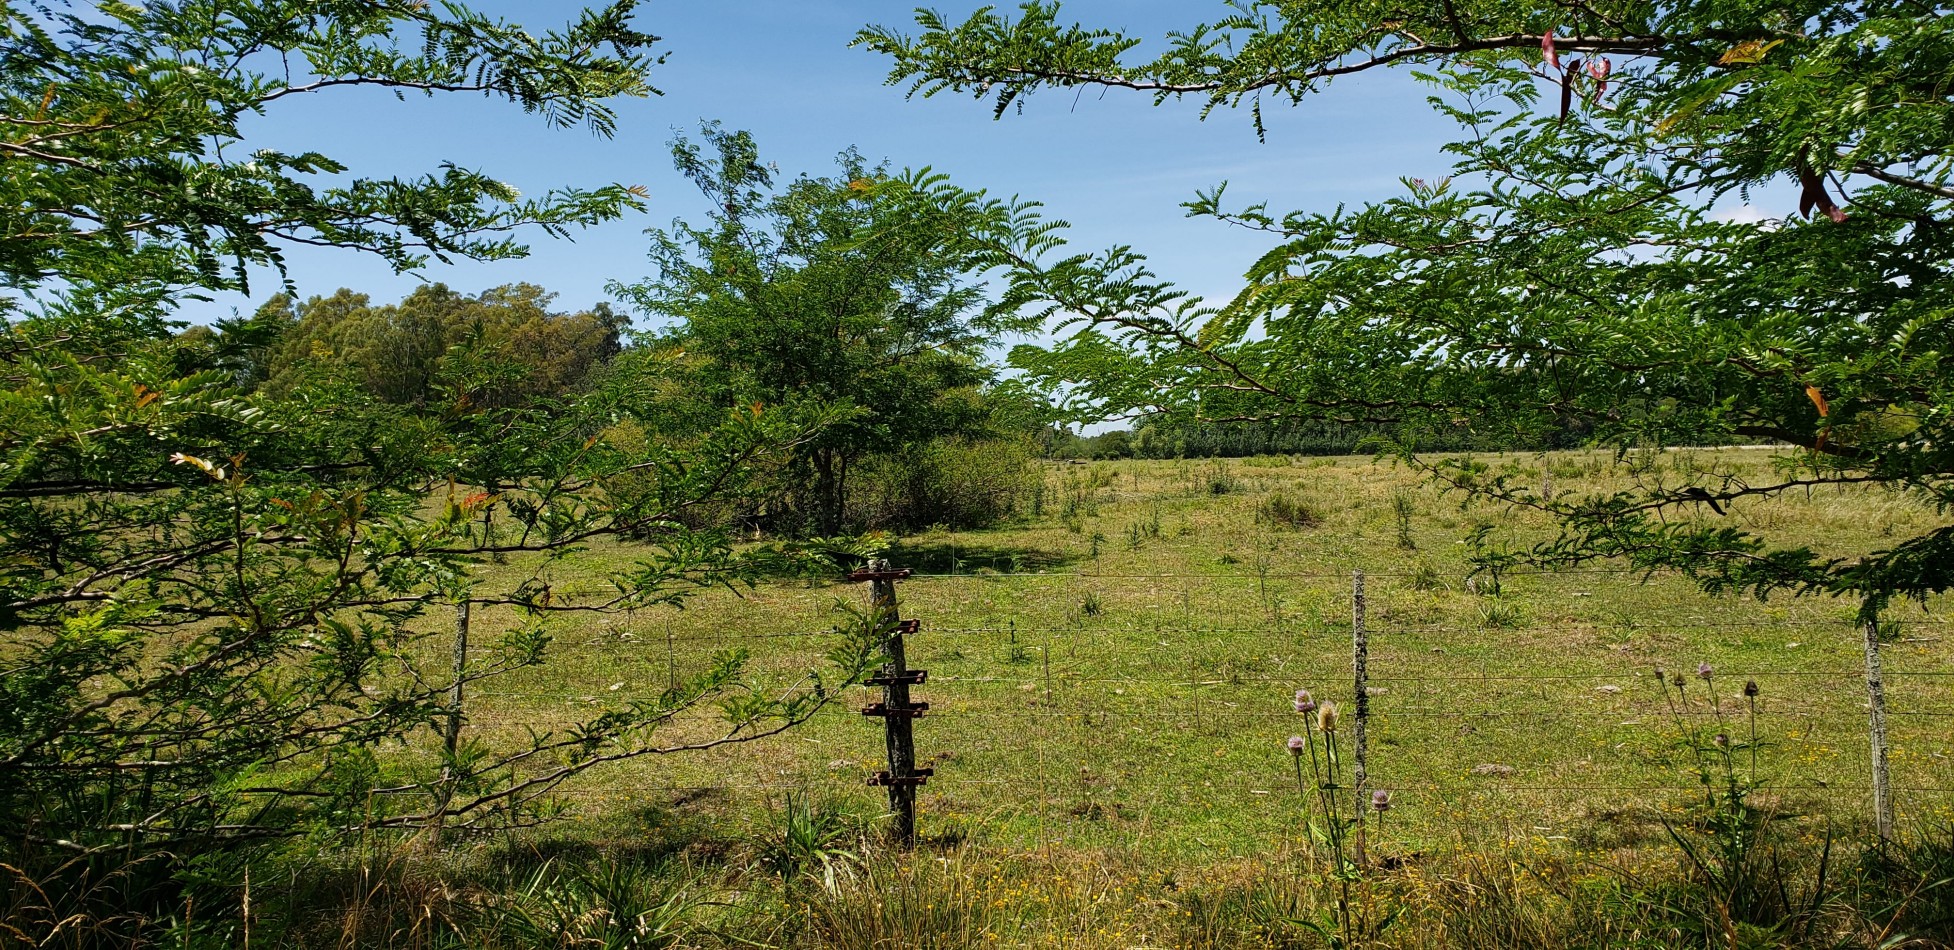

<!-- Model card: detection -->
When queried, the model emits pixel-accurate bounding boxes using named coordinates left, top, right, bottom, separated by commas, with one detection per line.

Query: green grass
left=82, top=449, right=1950, bottom=948
left=441, top=450, right=1954, bottom=870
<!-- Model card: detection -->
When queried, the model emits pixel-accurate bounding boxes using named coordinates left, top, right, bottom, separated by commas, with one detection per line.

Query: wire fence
left=445, top=565, right=1954, bottom=855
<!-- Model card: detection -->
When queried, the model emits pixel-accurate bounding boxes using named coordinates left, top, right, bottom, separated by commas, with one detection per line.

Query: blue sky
left=201, top=1, right=1466, bottom=329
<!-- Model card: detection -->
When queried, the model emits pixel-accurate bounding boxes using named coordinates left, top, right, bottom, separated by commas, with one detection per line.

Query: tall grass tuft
left=753, top=792, right=868, bottom=890
left=796, top=856, right=993, bottom=949
left=1256, top=492, right=1322, bottom=529
left=461, top=858, right=705, bottom=950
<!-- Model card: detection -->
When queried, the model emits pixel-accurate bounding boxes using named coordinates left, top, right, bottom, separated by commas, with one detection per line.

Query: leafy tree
left=611, top=126, right=1027, bottom=534
left=0, top=4, right=877, bottom=937
left=1, top=0, right=660, bottom=332
left=865, top=0, right=1954, bottom=837
left=260, top=283, right=625, bottom=406
left=863, top=0, right=1954, bottom=613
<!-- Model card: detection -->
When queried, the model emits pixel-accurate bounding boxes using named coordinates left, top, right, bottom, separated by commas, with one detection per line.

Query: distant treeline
left=1049, top=416, right=1602, bottom=459
left=188, top=282, right=1043, bottom=535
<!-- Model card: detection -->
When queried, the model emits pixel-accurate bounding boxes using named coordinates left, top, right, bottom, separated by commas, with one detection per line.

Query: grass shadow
left=880, top=540, right=1078, bottom=575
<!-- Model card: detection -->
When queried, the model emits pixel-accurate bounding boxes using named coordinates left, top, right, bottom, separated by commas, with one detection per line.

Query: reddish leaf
left=1587, top=58, right=1612, bottom=99
left=1797, top=161, right=1846, bottom=222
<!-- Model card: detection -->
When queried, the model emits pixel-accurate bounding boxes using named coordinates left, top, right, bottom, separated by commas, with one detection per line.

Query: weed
left=1478, top=601, right=1524, bottom=629
left=1643, top=667, right=1840, bottom=943
left=1256, top=492, right=1322, bottom=529
left=755, top=792, right=868, bottom=890
left=1391, top=490, right=1418, bottom=550
left=464, top=858, right=704, bottom=950
left=799, top=857, right=992, bottom=950
left=1206, top=463, right=1239, bottom=496
left=1080, top=592, right=1104, bottom=618
left=1280, top=691, right=1397, bottom=948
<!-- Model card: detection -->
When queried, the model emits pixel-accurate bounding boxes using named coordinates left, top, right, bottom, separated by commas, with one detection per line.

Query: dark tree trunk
left=812, top=448, right=843, bottom=536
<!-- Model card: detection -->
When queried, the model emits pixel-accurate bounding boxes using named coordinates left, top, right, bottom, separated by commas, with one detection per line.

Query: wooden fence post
left=1862, top=607, right=1894, bottom=842
left=851, top=559, right=929, bottom=847
left=430, top=598, right=469, bottom=845
left=1351, top=570, right=1370, bottom=867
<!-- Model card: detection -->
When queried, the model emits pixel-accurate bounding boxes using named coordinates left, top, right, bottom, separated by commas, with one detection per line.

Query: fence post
left=430, top=597, right=469, bottom=845
left=851, top=558, right=928, bottom=847
left=1351, top=570, right=1370, bottom=867
left=1862, top=607, right=1894, bottom=842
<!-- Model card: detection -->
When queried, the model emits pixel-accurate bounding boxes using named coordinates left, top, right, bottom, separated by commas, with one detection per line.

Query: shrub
left=1255, top=491, right=1322, bottom=529
left=845, top=437, right=1038, bottom=531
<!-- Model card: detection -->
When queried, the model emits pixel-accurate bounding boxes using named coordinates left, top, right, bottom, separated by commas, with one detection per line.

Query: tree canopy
left=863, top=0, right=1954, bottom=615
left=611, top=126, right=1030, bottom=534
left=0, top=0, right=663, bottom=328
left=0, top=1, right=876, bottom=890
left=255, top=283, right=625, bottom=406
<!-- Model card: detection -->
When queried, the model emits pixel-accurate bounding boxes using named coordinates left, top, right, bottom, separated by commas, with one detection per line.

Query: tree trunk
left=812, top=449, right=842, bottom=536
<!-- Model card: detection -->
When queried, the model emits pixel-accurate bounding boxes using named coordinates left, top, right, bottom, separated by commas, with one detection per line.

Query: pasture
left=422, top=451, right=1954, bottom=926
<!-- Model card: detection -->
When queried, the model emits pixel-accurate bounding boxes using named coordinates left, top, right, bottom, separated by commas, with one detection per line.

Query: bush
left=846, top=437, right=1038, bottom=531
left=1255, top=491, right=1322, bottom=529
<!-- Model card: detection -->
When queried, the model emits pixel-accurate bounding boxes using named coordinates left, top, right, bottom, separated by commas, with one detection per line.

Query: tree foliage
left=256, top=283, right=625, bottom=406
left=0, top=3, right=879, bottom=925
left=1, top=0, right=659, bottom=330
left=864, top=1, right=1954, bottom=614
left=611, top=126, right=1032, bottom=534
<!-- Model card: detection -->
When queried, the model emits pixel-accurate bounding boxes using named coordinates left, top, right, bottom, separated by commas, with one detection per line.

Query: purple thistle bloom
left=1287, top=735, right=1307, bottom=755
left=1697, top=662, right=1714, bottom=680
left=1294, top=689, right=1317, bottom=714
left=1371, top=789, right=1392, bottom=812
left=1714, top=733, right=1730, bottom=748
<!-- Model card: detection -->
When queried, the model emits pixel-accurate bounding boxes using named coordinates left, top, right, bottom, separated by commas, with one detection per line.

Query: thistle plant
left=1649, top=664, right=1829, bottom=934
left=1282, top=688, right=1395, bottom=948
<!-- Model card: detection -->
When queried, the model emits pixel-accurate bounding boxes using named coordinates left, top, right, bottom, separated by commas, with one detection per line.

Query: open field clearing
left=445, top=450, right=1954, bottom=867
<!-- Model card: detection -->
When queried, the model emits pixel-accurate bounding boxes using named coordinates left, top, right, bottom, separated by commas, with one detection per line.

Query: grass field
left=348, top=449, right=1954, bottom=948
left=446, top=451, right=1952, bottom=850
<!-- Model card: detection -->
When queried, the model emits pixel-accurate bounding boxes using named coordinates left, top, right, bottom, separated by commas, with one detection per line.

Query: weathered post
left=851, top=559, right=928, bottom=847
left=1351, top=570, right=1370, bottom=866
left=430, top=598, right=469, bottom=845
left=445, top=599, right=469, bottom=763
left=1862, top=607, right=1894, bottom=842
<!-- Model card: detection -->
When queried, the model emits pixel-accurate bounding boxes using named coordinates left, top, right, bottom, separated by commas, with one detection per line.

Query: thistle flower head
left=1697, top=662, right=1714, bottom=680
left=1371, top=789, right=1392, bottom=812
left=1287, top=735, right=1306, bottom=755
left=1671, top=673, right=1686, bottom=688
left=1317, top=701, right=1340, bottom=733
left=1743, top=680, right=1759, bottom=698
left=1294, top=688, right=1318, bottom=715
left=1714, top=733, right=1730, bottom=748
